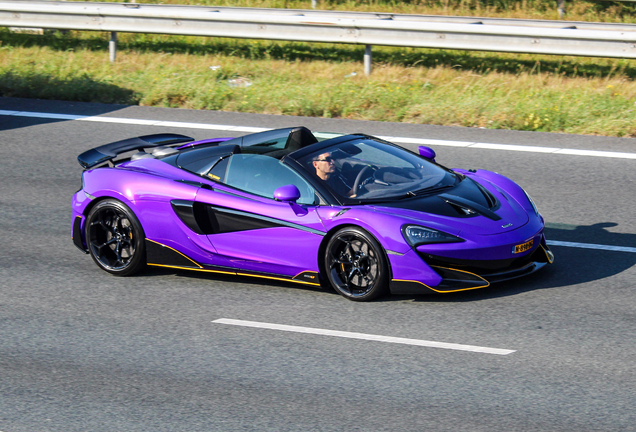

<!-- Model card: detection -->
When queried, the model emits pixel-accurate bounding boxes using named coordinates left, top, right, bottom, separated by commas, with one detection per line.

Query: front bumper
left=389, top=238, right=554, bottom=295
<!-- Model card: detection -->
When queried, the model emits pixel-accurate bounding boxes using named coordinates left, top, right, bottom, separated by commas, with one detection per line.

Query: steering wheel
left=352, top=165, right=376, bottom=194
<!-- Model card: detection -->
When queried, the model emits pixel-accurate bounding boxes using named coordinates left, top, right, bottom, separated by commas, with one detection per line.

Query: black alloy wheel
left=85, top=199, right=146, bottom=276
left=324, top=227, right=388, bottom=301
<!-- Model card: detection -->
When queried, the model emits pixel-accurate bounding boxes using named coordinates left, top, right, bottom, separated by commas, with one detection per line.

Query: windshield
left=297, top=138, right=458, bottom=202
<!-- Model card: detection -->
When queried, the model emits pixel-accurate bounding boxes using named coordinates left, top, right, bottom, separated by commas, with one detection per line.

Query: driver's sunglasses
left=316, top=157, right=334, bottom=163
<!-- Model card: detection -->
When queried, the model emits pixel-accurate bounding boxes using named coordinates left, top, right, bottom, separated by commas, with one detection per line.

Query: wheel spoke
left=329, top=252, right=346, bottom=269
left=113, top=215, right=121, bottom=230
left=91, top=237, right=117, bottom=252
left=113, top=240, right=127, bottom=266
left=335, top=237, right=356, bottom=256
left=347, top=267, right=358, bottom=282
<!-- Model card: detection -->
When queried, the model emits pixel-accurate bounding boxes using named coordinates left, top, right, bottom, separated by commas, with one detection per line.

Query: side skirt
left=145, top=239, right=321, bottom=287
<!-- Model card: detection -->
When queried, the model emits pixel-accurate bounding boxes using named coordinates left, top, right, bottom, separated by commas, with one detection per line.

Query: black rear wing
left=77, top=133, right=194, bottom=169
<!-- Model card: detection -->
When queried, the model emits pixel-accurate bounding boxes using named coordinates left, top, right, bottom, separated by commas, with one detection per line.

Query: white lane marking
left=81, top=115, right=269, bottom=132
left=471, top=142, right=560, bottom=153
left=553, top=148, right=636, bottom=159
left=547, top=240, right=636, bottom=253
left=2, top=109, right=636, bottom=159
left=382, top=136, right=636, bottom=159
left=0, top=110, right=270, bottom=132
left=7, top=111, right=85, bottom=120
left=80, top=116, right=159, bottom=125
left=148, top=120, right=238, bottom=130
left=381, top=136, right=559, bottom=153
left=213, top=318, right=516, bottom=355
left=0, top=110, right=20, bottom=116
left=380, top=136, right=471, bottom=147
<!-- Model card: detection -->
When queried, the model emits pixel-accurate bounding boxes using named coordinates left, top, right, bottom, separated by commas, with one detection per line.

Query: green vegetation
left=2, top=1, right=636, bottom=136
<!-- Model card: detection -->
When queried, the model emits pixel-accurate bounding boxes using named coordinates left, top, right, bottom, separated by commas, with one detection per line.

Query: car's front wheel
left=324, top=227, right=388, bottom=301
left=85, top=199, right=146, bottom=276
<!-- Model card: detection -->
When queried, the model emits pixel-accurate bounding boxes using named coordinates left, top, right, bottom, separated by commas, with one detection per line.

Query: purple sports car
left=72, top=126, right=553, bottom=301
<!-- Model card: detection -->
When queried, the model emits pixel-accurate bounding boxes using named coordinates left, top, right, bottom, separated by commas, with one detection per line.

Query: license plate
left=513, top=240, right=533, bottom=254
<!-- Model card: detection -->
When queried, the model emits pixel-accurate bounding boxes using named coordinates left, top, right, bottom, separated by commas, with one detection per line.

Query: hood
left=369, top=177, right=529, bottom=236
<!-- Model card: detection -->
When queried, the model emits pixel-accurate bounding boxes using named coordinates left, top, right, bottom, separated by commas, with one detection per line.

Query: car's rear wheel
left=324, top=227, right=388, bottom=301
left=85, top=199, right=146, bottom=276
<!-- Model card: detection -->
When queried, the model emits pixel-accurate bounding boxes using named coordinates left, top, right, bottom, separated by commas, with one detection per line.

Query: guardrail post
left=364, top=44, right=372, bottom=76
left=109, top=31, right=117, bottom=62
left=557, top=0, right=565, bottom=19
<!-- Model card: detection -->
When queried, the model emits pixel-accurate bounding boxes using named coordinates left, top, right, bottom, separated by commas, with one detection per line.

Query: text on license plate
left=513, top=240, right=533, bottom=254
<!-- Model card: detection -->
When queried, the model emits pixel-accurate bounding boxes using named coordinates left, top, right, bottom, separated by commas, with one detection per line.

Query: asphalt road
left=1, top=97, right=635, bottom=432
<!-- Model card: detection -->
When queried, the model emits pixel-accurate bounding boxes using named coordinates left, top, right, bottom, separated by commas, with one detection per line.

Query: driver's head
left=312, top=152, right=335, bottom=180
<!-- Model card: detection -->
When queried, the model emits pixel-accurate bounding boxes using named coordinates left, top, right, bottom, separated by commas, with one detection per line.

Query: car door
left=194, top=153, right=326, bottom=279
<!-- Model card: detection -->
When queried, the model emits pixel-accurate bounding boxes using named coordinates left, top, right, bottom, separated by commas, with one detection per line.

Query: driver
left=312, top=152, right=356, bottom=197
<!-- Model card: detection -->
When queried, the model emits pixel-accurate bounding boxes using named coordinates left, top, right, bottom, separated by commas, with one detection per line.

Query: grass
left=2, top=1, right=636, bottom=137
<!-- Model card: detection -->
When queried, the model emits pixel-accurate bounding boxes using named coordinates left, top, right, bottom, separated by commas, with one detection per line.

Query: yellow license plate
left=513, top=240, right=533, bottom=254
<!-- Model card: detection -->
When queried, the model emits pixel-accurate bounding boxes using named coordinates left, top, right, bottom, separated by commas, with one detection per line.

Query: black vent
left=419, top=246, right=548, bottom=276
left=474, top=182, right=499, bottom=209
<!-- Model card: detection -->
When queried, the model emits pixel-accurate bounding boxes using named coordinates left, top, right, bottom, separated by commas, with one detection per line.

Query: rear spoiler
left=77, top=133, right=194, bottom=169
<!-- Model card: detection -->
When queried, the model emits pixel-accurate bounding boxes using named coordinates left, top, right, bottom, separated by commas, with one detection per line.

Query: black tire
left=85, top=199, right=146, bottom=276
left=324, top=227, right=389, bottom=301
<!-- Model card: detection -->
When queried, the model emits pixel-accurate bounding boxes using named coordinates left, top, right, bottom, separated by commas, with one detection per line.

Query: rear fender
left=74, top=167, right=214, bottom=259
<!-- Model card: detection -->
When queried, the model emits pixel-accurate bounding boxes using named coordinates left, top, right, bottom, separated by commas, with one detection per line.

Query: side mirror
left=418, top=146, right=436, bottom=161
left=274, top=184, right=301, bottom=203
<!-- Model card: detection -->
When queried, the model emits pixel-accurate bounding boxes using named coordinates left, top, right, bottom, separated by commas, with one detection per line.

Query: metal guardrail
left=2, top=0, right=636, bottom=75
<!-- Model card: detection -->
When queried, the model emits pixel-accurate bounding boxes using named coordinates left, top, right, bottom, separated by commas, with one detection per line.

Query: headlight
left=402, top=225, right=464, bottom=247
left=523, top=189, right=539, bottom=216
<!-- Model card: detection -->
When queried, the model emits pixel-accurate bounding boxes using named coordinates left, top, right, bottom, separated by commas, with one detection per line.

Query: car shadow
left=134, top=222, right=635, bottom=302
left=395, top=222, right=636, bottom=302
